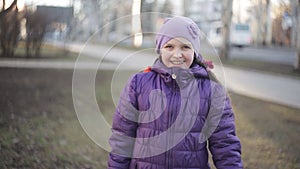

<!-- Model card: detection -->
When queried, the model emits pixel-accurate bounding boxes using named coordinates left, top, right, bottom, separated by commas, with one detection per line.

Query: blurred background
left=0, top=0, right=300, bottom=168
left=0, top=0, right=299, bottom=55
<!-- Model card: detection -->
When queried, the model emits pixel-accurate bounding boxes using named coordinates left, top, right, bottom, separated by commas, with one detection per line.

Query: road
left=199, top=38, right=297, bottom=66
left=229, top=46, right=296, bottom=66
left=1, top=42, right=299, bottom=109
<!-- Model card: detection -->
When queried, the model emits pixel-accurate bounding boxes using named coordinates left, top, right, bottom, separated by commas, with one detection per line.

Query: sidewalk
left=1, top=43, right=300, bottom=109
left=224, top=66, right=300, bottom=109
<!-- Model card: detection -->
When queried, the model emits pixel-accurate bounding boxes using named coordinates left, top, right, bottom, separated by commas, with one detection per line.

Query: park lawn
left=0, top=68, right=299, bottom=168
left=1, top=41, right=100, bottom=62
left=230, top=92, right=300, bottom=169
left=6, top=41, right=75, bottom=60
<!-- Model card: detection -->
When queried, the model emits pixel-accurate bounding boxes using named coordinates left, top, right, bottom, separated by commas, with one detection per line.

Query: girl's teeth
left=172, top=61, right=183, bottom=65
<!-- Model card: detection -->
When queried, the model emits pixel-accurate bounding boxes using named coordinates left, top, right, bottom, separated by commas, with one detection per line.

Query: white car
left=230, top=23, right=252, bottom=47
left=208, top=23, right=252, bottom=48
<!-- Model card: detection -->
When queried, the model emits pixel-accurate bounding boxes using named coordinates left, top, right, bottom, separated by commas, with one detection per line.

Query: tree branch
left=0, top=0, right=17, bottom=18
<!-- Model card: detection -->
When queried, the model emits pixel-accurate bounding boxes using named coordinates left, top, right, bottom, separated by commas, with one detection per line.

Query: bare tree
left=290, top=0, right=298, bottom=47
left=220, top=0, right=233, bottom=60
left=0, top=0, right=20, bottom=57
left=270, top=0, right=291, bottom=45
left=295, top=0, right=300, bottom=70
left=161, top=0, right=173, bottom=15
left=100, top=1, right=113, bottom=42
left=151, top=0, right=158, bottom=31
left=25, top=10, right=49, bottom=57
left=1, top=0, right=5, bottom=11
left=262, top=0, right=272, bottom=45
left=249, top=0, right=271, bottom=45
left=0, top=0, right=16, bottom=17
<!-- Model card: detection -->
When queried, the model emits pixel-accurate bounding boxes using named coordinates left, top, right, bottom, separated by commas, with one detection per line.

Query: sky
left=1, top=0, right=290, bottom=17
left=2, top=0, right=288, bottom=10
left=0, top=0, right=72, bottom=10
left=24, top=0, right=71, bottom=7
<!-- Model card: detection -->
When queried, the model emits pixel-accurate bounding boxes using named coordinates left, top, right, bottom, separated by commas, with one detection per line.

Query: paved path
left=224, top=67, right=300, bottom=109
left=229, top=46, right=296, bottom=66
left=1, top=42, right=300, bottom=109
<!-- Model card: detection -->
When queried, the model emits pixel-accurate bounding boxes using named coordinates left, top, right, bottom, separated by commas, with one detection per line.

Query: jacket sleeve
left=208, top=84, right=243, bottom=169
left=108, top=75, right=139, bottom=169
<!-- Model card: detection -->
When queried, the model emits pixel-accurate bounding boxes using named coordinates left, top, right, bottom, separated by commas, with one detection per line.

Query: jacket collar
left=151, top=59, right=209, bottom=87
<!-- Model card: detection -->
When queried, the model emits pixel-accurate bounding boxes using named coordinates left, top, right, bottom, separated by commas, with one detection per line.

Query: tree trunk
left=290, top=0, right=298, bottom=47
left=295, top=0, right=300, bottom=70
left=0, top=0, right=17, bottom=17
left=220, top=0, right=233, bottom=60
left=2, top=0, right=5, bottom=11
left=152, top=0, right=158, bottom=32
left=101, top=1, right=111, bottom=42
left=264, top=0, right=272, bottom=46
left=115, top=0, right=124, bottom=41
left=0, top=0, right=18, bottom=57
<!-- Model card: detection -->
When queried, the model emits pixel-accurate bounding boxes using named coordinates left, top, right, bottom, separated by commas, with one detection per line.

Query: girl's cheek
left=182, top=51, right=192, bottom=57
left=161, top=51, right=172, bottom=57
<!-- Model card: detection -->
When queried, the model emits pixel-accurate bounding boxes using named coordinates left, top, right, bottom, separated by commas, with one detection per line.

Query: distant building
left=36, top=6, right=74, bottom=40
left=75, top=0, right=102, bottom=40
left=184, top=0, right=222, bottom=34
left=36, top=6, right=74, bottom=25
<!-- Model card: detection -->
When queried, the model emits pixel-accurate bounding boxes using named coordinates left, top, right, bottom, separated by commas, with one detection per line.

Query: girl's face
left=160, top=37, right=194, bottom=69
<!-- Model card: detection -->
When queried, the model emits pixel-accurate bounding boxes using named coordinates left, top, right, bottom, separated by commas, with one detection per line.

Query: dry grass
left=231, top=93, right=300, bottom=169
left=0, top=68, right=109, bottom=168
left=0, top=68, right=299, bottom=168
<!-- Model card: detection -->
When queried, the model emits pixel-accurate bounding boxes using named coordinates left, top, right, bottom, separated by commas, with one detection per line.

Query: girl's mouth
left=170, top=60, right=185, bottom=65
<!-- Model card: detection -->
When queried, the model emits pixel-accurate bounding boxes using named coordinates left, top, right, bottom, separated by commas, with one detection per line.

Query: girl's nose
left=173, top=49, right=182, bottom=58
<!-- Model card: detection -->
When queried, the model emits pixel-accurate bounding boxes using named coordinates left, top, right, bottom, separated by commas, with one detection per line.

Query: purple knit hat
left=155, top=16, right=201, bottom=55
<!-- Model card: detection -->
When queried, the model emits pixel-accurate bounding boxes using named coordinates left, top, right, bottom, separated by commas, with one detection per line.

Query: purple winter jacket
left=108, top=60, right=243, bottom=169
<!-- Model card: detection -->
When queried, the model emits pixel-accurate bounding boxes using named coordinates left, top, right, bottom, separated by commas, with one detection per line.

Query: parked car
left=230, top=23, right=252, bottom=47
left=208, top=23, right=252, bottom=48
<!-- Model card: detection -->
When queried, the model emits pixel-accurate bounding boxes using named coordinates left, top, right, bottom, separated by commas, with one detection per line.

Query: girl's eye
left=182, top=45, right=191, bottom=50
left=164, top=45, right=173, bottom=48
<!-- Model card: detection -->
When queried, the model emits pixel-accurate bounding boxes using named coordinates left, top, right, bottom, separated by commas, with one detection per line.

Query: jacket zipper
left=166, top=92, right=172, bottom=169
left=166, top=74, right=178, bottom=169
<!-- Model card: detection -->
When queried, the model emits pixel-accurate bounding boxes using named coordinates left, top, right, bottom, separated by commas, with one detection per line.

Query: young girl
left=108, top=16, right=243, bottom=169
